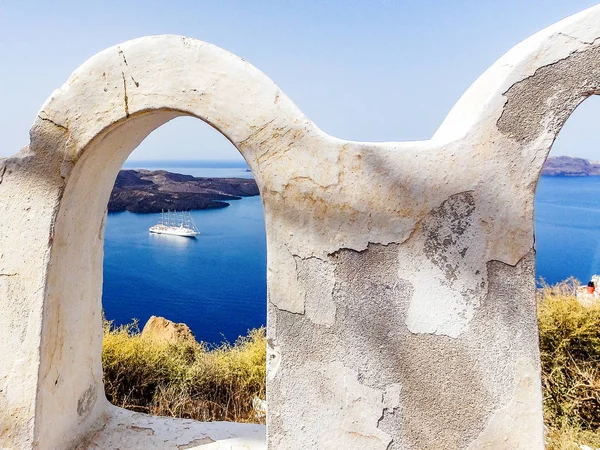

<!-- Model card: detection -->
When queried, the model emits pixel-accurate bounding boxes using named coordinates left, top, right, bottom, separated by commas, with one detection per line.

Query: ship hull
left=149, top=226, right=198, bottom=238
left=149, top=210, right=200, bottom=238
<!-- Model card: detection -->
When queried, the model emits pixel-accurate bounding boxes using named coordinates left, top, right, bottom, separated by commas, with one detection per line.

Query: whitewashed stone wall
left=1, top=4, right=600, bottom=449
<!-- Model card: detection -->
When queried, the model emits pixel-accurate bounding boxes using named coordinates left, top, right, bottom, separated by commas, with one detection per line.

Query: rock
left=141, top=315, right=198, bottom=345
left=541, top=156, right=600, bottom=177
left=107, top=169, right=260, bottom=213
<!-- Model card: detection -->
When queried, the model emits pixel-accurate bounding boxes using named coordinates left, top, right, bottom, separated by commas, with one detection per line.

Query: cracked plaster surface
left=2, top=4, right=600, bottom=449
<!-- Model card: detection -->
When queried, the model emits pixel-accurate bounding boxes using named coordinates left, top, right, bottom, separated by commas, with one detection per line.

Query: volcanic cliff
left=108, top=169, right=259, bottom=213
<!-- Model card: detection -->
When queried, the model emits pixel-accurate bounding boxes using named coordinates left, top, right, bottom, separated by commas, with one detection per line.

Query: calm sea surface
left=103, top=164, right=600, bottom=343
left=103, top=162, right=265, bottom=344
left=535, top=176, right=600, bottom=285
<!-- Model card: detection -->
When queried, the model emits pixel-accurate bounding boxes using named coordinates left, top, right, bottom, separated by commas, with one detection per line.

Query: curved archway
left=3, top=33, right=372, bottom=450
left=30, top=34, right=319, bottom=448
left=533, top=95, right=600, bottom=447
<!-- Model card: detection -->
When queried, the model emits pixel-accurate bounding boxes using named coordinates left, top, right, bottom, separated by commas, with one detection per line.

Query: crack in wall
left=36, top=115, right=68, bottom=133
left=237, top=118, right=276, bottom=148
left=121, top=72, right=130, bottom=118
left=118, top=48, right=128, bottom=66
left=118, top=47, right=139, bottom=99
left=557, top=32, right=597, bottom=46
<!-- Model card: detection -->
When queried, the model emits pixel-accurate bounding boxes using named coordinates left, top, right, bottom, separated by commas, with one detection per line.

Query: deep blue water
left=535, top=176, right=600, bottom=285
left=103, top=163, right=266, bottom=345
left=102, top=166, right=600, bottom=344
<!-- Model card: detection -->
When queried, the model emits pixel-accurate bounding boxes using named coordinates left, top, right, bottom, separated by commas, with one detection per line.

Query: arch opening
left=37, top=109, right=268, bottom=448
left=534, top=94, right=600, bottom=448
left=101, top=115, right=267, bottom=422
left=19, top=34, right=317, bottom=449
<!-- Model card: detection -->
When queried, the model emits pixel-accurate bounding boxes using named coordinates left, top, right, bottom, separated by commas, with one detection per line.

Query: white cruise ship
left=149, top=210, right=200, bottom=238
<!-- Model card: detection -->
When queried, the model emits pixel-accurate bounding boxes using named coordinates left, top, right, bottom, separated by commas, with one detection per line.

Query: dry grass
left=102, top=319, right=266, bottom=423
left=538, top=278, right=600, bottom=449
left=546, top=426, right=600, bottom=450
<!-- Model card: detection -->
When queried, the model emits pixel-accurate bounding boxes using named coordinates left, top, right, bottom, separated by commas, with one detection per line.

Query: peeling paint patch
left=266, top=338, right=281, bottom=382
left=401, top=192, right=487, bottom=337
left=275, top=359, right=393, bottom=449
left=297, top=256, right=336, bottom=326
left=127, top=425, right=155, bottom=436
left=268, top=251, right=305, bottom=314
left=177, top=437, right=215, bottom=448
left=467, top=359, right=544, bottom=450
left=423, top=191, right=476, bottom=284
left=497, top=41, right=600, bottom=145
left=76, top=385, right=97, bottom=419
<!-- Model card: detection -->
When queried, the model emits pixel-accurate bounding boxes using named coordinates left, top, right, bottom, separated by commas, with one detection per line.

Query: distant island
left=542, top=156, right=600, bottom=177
left=109, top=158, right=598, bottom=214
left=108, top=169, right=259, bottom=213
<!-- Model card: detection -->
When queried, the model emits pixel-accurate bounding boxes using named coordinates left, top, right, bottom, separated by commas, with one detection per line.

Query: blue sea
left=103, top=161, right=265, bottom=345
left=535, top=176, right=600, bottom=286
left=102, top=163, right=600, bottom=343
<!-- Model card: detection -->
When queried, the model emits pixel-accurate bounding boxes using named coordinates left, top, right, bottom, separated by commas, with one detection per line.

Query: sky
left=0, top=0, right=599, bottom=162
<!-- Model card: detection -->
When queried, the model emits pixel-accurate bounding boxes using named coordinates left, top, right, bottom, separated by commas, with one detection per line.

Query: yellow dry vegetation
left=102, top=319, right=266, bottom=423
left=538, top=278, right=600, bottom=449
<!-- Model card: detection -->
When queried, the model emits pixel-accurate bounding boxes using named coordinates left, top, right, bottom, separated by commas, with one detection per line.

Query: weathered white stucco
left=2, top=4, right=600, bottom=449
